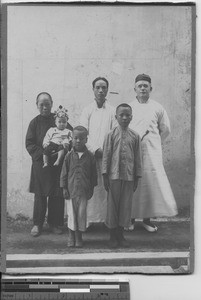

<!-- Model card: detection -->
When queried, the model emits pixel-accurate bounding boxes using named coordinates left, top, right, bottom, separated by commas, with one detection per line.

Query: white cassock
left=129, top=98, right=178, bottom=218
left=80, top=100, right=117, bottom=226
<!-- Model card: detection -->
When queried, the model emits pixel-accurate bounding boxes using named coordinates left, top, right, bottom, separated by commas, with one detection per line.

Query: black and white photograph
left=2, top=1, right=195, bottom=280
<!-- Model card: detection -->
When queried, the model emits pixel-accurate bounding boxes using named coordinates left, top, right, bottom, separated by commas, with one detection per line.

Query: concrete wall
left=6, top=4, right=193, bottom=218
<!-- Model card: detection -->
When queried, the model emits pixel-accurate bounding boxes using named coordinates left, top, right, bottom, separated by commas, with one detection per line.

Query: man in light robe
left=80, top=77, right=117, bottom=226
left=129, top=74, right=178, bottom=232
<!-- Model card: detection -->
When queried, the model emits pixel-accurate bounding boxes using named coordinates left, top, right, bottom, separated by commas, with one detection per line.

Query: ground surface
left=6, top=218, right=191, bottom=254
left=5, top=216, right=192, bottom=274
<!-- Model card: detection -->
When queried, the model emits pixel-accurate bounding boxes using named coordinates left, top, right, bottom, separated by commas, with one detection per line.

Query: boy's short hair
left=36, top=92, right=53, bottom=105
left=116, top=103, right=132, bottom=114
left=92, top=77, right=109, bottom=88
left=73, top=126, right=88, bottom=136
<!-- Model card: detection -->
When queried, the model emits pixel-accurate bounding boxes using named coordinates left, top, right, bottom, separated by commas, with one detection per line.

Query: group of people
left=25, top=74, right=178, bottom=248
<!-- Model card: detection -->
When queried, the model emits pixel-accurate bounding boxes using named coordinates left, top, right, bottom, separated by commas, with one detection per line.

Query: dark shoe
left=117, top=227, right=130, bottom=248
left=49, top=225, right=63, bottom=234
left=67, top=229, right=75, bottom=247
left=118, top=236, right=130, bottom=248
left=108, top=228, right=118, bottom=249
left=75, top=231, right=83, bottom=248
left=31, top=225, right=41, bottom=237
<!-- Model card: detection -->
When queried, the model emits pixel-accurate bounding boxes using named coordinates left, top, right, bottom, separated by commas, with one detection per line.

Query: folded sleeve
left=102, top=132, right=112, bottom=175
left=134, top=134, right=142, bottom=178
left=43, top=128, right=52, bottom=147
left=91, top=155, right=98, bottom=188
left=158, top=108, right=171, bottom=141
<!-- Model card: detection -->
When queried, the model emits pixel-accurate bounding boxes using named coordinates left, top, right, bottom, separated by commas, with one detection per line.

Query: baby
left=43, top=105, right=72, bottom=167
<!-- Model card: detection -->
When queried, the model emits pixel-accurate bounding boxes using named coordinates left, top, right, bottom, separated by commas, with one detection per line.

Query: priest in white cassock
left=80, top=77, right=117, bottom=226
left=128, top=74, right=178, bottom=232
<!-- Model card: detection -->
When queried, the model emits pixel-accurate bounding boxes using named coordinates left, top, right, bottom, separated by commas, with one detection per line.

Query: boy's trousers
left=66, top=196, right=87, bottom=232
left=105, top=179, right=134, bottom=229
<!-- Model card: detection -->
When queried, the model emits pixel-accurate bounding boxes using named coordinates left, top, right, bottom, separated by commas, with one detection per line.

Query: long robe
left=80, top=100, right=117, bottom=225
left=129, top=98, right=178, bottom=218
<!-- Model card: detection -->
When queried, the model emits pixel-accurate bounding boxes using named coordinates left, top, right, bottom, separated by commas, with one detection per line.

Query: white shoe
left=142, top=222, right=158, bottom=232
left=124, top=224, right=135, bottom=231
left=31, top=225, right=41, bottom=237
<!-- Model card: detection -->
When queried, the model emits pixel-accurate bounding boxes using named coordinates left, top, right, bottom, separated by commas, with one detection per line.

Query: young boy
left=60, top=126, right=97, bottom=247
left=102, top=103, right=142, bottom=248
left=43, top=105, right=72, bottom=167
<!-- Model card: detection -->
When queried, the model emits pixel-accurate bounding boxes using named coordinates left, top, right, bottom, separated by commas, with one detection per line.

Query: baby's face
left=55, top=117, right=68, bottom=130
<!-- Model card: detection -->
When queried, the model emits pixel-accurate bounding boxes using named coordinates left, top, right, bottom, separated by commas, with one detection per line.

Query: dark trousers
left=33, top=194, right=64, bottom=228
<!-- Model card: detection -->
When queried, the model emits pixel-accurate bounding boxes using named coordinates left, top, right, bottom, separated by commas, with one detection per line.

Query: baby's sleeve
left=43, top=128, right=53, bottom=148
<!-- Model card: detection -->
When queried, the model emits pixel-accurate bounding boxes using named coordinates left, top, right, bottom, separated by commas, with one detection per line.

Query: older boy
left=60, top=126, right=97, bottom=247
left=102, top=104, right=142, bottom=248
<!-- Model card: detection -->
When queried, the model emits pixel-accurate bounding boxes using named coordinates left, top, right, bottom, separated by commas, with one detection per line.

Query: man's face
left=37, top=94, right=52, bottom=117
left=134, top=80, right=152, bottom=100
left=72, top=130, right=87, bottom=152
left=55, top=117, right=68, bottom=130
left=93, top=80, right=108, bottom=106
left=116, top=106, right=132, bottom=129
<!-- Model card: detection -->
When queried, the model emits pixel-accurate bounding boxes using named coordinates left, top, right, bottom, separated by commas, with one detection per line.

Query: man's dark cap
left=135, top=74, right=151, bottom=83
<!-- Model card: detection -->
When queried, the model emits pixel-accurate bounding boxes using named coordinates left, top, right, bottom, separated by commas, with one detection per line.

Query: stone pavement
left=6, top=218, right=192, bottom=274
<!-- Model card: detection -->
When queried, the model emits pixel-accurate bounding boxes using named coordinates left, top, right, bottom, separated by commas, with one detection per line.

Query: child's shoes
left=108, top=228, right=118, bottom=249
left=117, top=227, right=130, bottom=248
left=75, top=231, right=83, bottom=248
left=67, top=229, right=75, bottom=247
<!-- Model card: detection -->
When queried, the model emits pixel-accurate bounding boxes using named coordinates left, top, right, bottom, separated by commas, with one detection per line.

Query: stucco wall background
left=6, top=5, right=193, bottom=218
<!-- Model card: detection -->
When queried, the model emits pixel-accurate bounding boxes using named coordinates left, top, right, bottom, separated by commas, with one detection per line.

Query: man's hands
left=63, top=188, right=70, bottom=200
left=133, top=177, right=140, bottom=192
left=103, top=174, right=110, bottom=192
left=63, top=142, right=70, bottom=151
left=95, top=148, right=103, bottom=159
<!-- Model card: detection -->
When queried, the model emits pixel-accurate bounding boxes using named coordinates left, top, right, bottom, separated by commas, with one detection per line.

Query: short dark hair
left=92, top=77, right=109, bottom=88
left=116, top=103, right=132, bottom=114
left=36, top=92, right=53, bottom=105
left=73, top=126, right=88, bottom=136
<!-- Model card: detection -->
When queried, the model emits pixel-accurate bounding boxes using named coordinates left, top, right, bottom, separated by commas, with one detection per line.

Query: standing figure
left=25, top=92, right=72, bottom=237
left=43, top=105, right=72, bottom=167
left=129, top=74, right=178, bottom=232
left=80, top=77, right=117, bottom=226
left=60, top=126, right=97, bottom=247
left=102, top=104, right=142, bottom=248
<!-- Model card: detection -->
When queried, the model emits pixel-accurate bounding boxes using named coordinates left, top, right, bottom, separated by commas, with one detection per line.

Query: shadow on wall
left=165, top=157, right=194, bottom=211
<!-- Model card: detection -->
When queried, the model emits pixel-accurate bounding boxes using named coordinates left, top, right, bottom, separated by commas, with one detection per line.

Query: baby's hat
left=54, top=105, right=68, bottom=119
